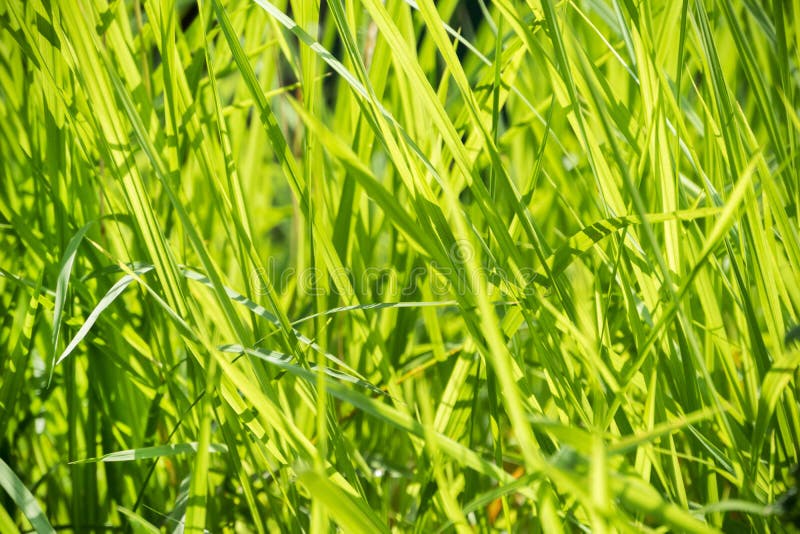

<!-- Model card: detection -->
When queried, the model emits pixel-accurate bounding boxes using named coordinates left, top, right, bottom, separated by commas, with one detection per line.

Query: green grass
left=1, top=0, right=799, bottom=531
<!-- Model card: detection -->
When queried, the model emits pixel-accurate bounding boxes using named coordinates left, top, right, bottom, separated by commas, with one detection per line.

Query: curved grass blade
left=182, top=268, right=358, bottom=375
left=55, top=265, right=155, bottom=366
left=218, top=344, right=384, bottom=396
left=296, top=467, right=389, bottom=534
left=116, top=506, right=161, bottom=534
left=289, top=300, right=461, bottom=326
left=0, top=457, right=55, bottom=534
left=70, top=442, right=228, bottom=464
left=50, top=222, right=93, bottom=385
left=523, top=208, right=722, bottom=287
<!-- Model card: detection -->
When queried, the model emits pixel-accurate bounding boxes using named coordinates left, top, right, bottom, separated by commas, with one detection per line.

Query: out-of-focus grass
left=1, top=0, right=798, bottom=531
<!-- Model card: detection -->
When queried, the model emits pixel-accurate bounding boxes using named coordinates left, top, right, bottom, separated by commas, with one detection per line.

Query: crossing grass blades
left=1, top=0, right=800, bottom=532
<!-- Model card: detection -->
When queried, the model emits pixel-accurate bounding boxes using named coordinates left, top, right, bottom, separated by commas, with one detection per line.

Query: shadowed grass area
left=1, top=0, right=799, bottom=531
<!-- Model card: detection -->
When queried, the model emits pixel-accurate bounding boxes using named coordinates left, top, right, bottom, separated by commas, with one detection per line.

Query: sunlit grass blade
left=0, top=457, right=55, bottom=534
left=55, top=265, right=155, bottom=366
left=296, top=468, right=388, bottom=534
left=51, top=223, right=92, bottom=364
left=70, top=443, right=229, bottom=465
left=1, top=0, right=797, bottom=531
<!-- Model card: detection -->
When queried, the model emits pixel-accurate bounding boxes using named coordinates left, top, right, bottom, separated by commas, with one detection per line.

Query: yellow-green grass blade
left=0, top=457, right=55, bottom=534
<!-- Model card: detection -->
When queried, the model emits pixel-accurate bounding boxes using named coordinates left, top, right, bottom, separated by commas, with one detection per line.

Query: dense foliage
left=1, top=0, right=799, bottom=531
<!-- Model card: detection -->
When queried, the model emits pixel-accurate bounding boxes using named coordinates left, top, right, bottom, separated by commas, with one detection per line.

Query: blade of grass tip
left=182, top=268, right=359, bottom=374
left=288, top=300, right=460, bottom=327
left=296, top=467, right=389, bottom=534
left=55, top=265, right=155, bottom=366
left=50, top=221, right=93, bottom=385
left=0, top=457, right=55, bottom=534
left=218, top=344, right=384, bottom=396
left=609, top=406, right=718, bottom=455
left=116, top=506, right=161, bottom=534
left=80, top=255, right=197, bottom=346
left=69, top=442, right=228, bottom=464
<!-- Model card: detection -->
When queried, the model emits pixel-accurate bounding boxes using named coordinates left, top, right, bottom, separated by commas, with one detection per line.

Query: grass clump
left=1, top=0, right=799, bottom=532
